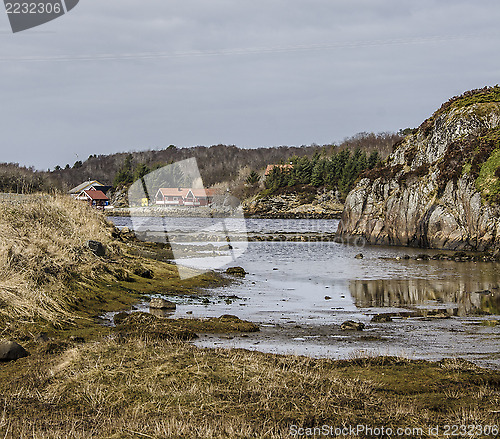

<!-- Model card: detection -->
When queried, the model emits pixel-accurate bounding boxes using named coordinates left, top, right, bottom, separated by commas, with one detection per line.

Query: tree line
left=0, top=132, right=401, bottom=195
left=263, top=149, right=380, bottom=198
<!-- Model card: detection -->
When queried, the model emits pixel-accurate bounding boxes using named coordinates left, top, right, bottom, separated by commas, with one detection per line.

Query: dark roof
left=92, top=185, right=112, bottom=194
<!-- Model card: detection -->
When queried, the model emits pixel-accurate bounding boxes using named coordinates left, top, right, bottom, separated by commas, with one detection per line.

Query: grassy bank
left=0, top=194, right=226, bottom=339
left=1, top=194, right=499, bottom=438
left=0, top=337, right=499, bottom=438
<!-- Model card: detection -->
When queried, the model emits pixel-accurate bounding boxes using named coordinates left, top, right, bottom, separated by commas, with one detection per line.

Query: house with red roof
left=76, top=189, right=109, bottom=209
left=155, top=188, right=216, bottom=206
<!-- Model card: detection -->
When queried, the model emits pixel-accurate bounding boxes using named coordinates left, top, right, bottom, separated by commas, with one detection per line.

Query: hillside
left=0, top=133, right=401, bottom=197
left=0, top=194, right=222, bottom=335
left=338, top=86, right=500, bottom=251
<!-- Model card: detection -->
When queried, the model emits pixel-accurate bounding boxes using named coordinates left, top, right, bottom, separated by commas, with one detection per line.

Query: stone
left=354, top=253, right=364, bottom=259
left=219, top=314, right=241, bottom=321
left=119, top=227, right=136, bottom=241
left=324, top=296, right=332, bottom=300
left=34, top=332, right=49, bottom=343
left=225, top=266, right=247, bottom=277
left=113, top=312, right=129, bottom=325
left=415, top=254, right=430, bottom=260
left=371, top=314, right=393, bottom=323
left=340, top=320, right=365, bottom=331
left=87, top=240, right=106, bottom=257
left=0, top=340, right=29, bottom=361
left=149, top=297, right=176, bottom=310
left=133, top=266, right=154, bottom=279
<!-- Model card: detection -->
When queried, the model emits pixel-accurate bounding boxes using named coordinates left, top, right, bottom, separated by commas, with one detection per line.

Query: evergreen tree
left=245, top=170, right=260, bottom=185
left=368, top=151, right=380, bottom=169
left=311, top=160, right=324, bottom=187
left=113, top=154, right=134, bottom=188
left=134, top=163, right=150, bottom=181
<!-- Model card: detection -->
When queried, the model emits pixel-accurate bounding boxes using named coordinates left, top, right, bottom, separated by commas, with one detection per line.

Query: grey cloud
left=0, top=0, right=499, bottom=169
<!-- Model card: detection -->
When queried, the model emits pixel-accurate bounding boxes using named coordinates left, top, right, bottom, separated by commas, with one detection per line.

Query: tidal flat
left=1, top=202, right=499, bottom=438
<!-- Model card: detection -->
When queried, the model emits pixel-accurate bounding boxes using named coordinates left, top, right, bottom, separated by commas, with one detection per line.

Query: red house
left=76, top=189, right=109, bottom=209
left=264, top=164, right=293, bottom=176
left=155, top=188, right=216, bottom=206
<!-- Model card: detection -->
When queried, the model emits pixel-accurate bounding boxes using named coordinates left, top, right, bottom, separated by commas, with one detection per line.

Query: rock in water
left=225, top=266, right=247, bottom=277
left=149, top=298, right=176, bottom=310
left=0, top=340, right=29, bottom=361
left=340, top=320, right=365, bottom=331
left=371, top=314, right=393, bottom=323
left=87, top=240, right=106, bottom=257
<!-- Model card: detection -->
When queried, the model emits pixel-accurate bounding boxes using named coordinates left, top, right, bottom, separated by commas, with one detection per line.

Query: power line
left=0, top=32, right=495, bottom=62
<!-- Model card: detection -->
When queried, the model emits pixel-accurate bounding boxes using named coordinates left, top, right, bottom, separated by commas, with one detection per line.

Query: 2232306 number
left=5, top=2, right=62, bottom=14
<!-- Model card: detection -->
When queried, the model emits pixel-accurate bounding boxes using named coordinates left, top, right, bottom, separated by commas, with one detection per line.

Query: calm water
left=109, top=217, right=500, bottom=368
left=111, top=216, right=339, bottom=234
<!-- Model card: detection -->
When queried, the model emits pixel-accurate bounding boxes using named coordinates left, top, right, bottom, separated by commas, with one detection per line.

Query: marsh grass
left=0, top=195, right=115, bottom=327
left=1, top=194, right=499, bottom=438
left=0, top=338, right=498, bottom=438
left=0, top=194, right=226, bottom=335
left=114, top=312, right=259, bottom=341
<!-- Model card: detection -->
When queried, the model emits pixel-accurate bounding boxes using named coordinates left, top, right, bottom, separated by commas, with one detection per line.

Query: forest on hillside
left=262, top=149, right=381, bottom=199
left=0, top=132, right=401, bottom=194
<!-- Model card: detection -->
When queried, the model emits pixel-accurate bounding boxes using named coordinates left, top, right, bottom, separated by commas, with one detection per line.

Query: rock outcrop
left=338, top=87, right=500, bottom=251
left=244, top=189, right=343, bottom=218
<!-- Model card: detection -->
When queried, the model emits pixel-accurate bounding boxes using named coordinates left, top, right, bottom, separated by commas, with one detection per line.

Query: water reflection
left=350, top=279, right=500, bottom=315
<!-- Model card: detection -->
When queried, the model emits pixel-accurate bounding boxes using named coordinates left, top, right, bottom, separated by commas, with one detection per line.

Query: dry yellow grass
left=0, top=195, right=498, bottom=439
left=0, top=193, right=229, bottom=337
left=0, top=337, right=498, bottom=438
left=0, top=194, right=116, bottom=326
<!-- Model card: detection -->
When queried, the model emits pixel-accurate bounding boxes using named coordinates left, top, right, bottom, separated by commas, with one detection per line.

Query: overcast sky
left=1, top=0, right=499, bottom=170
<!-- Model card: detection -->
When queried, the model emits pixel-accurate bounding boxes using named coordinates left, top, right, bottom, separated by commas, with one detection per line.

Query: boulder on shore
left=225, top=266, right=247, bottom=277
left=149, top=298, right=176, bottom=310
left=371, top=314, right=393, bottom=323
left=87, top=240, right=106, bottom=257
left=340, top=320, right=365, bottom=331
left=0, top=340, right=29, bottom=361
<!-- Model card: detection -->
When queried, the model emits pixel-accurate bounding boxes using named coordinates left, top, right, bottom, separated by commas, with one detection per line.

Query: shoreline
left=105, top=207, right=342, bottom=219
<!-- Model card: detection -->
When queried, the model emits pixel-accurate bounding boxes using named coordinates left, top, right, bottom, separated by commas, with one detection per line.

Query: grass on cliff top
left=420, top=85, right=500, bottom=135
left=455, top=126, right=500, bottom=204
left=0, top=337, right=498, bottom=438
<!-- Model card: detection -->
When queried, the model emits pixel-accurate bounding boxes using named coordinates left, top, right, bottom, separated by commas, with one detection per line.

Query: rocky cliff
left=243, top=189, right=343, bottom=218
left=338, top=86, right=500, bottom=251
